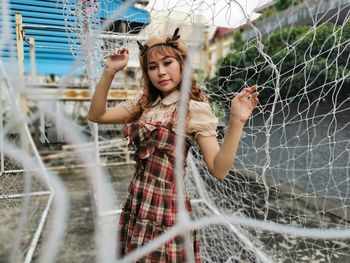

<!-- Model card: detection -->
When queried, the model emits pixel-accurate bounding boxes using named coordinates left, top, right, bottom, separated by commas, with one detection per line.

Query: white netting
left=1, top=0, right=350, bottom=262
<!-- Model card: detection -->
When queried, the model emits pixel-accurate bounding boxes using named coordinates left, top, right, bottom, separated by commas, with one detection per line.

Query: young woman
left=88, top=28, right=259, bottom=262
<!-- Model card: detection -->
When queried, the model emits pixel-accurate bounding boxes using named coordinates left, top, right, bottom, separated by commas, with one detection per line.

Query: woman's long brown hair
left=127, top=45, right=207, bottom=122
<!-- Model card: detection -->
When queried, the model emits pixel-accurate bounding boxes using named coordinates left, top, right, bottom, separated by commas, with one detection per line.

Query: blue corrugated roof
left=0, top=0, right=150, bottom=76
left=99, top=1, right=150, bottom=24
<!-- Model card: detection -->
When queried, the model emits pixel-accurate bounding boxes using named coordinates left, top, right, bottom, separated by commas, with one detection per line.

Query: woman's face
left=147, top=51, right=182, bottom=98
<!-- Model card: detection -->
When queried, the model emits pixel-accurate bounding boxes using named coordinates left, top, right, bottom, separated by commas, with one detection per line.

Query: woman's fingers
left=245, top=85, right=257, bottom=95
left=238, top=86, right=258, bottom=100
left=112, top=47, right=129, bottom=56
left=237, top=85, right=259, bottom=108
left=250, top=92, right=259, bottom=100
left=237, top=85, right=258, bottom=98
left=251, top=94, right=259, bottom=107
left=237, top=87, right=250, bottom=98
left=250, top=85, right=257, bottom=93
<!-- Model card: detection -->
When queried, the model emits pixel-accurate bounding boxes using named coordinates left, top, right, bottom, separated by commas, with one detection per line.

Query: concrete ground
left=1, top=162, right=350, bottom=262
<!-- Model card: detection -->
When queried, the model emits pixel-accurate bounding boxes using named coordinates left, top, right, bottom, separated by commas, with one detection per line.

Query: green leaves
left=209, top=22, right=350, bottom=105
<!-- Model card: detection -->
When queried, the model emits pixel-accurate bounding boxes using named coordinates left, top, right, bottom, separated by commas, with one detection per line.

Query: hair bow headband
left=137, top=27, right=182, bottom=56
left=165, top=27, right=180, bottom=48
left=136, top=40, right=148, bottom=56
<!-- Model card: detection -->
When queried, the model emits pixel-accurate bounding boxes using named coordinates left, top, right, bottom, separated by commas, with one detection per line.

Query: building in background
left=208, top=27, right=234, bottom=78
left=0, top=0, right=150, bottom=144
left=0, top=0, right=150, bottom=78
left=206, top=1, right=276, bottom=79
left=243, top=0, right=349, bottom=40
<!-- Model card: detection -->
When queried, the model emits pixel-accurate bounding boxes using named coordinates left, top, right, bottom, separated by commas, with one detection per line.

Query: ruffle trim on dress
left=124, top=121, right=177, bottom=160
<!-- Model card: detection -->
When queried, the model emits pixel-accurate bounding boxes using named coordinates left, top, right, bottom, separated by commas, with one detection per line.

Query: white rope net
left=1, top=0, right=350, bottom=262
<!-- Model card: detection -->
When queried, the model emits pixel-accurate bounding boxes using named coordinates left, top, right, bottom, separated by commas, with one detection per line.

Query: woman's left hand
left=230, top=85, right=259, bottom=123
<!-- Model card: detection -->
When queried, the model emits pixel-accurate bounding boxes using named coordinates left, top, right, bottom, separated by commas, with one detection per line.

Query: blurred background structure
left=1, top=0, right=350, bottom=262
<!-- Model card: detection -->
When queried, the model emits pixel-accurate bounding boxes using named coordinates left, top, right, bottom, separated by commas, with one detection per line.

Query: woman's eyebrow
left=148, top=56, right=174, bottom=65
left=161, top=56, right=173, bottom=60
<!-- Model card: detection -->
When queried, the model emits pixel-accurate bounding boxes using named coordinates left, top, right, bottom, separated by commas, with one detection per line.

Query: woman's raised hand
left=105, top=47, right=129, bottom=73
left=230, top=85, right=259, bottom=123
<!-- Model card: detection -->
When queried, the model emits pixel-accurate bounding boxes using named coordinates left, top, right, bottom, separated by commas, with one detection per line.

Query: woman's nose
left=158, top=65, right=166, bottom=75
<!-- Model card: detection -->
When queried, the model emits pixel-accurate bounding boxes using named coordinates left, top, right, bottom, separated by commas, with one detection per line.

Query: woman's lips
left=159, top=80, right=169, bottom=85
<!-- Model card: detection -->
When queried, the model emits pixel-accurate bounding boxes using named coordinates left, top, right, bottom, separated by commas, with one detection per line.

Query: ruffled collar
left=151, top=89, right=180, bottom=107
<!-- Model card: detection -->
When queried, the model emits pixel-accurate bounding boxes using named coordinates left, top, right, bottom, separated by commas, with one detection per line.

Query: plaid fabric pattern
left=119, top=112, right=201, bottom=262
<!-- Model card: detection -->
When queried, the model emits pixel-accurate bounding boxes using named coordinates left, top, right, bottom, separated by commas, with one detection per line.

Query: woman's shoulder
left=186, top=99, right=218, bottom=138
left=119, top=92, right=143, bottom=113
left=187, top=99, right=218, bottom=124
left=188, top=99, right=213, bottom=112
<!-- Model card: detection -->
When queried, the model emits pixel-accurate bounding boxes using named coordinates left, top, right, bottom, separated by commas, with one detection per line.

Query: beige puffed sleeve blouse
left=120, top=89, right=218, bottom=141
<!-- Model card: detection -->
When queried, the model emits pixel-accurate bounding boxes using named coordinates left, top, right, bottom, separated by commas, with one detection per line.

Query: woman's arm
left=197, top=85, right=259, bottom=181
left=88, top=47, right=131, bottom=124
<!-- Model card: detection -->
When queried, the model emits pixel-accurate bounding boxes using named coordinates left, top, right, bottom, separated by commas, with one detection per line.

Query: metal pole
left=29, top=37, right=37, bottom=81
left=0, top=77, right=4, bottom=174
left=56, top=101, right=61, bottom=143
left=16, top=13, right=29, bottom=148
left=40, top=110, right=46, bottom=143
left=203, top=26, right=210, bottom=79
left=15, top=13, right=24, bottom=77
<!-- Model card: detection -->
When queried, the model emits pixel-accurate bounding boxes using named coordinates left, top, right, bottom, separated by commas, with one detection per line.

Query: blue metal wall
left=0, top=0, right=150, bottom=76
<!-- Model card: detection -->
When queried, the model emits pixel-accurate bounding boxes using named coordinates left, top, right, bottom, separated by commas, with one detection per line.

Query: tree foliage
left=209, top=22, right=350, bottom=105
left=275, top=0, right=303, bottom=12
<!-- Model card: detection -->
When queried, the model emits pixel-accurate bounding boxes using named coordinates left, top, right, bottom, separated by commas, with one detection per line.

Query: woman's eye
left=164, top=61, right=172, bottom=66
left=148, top=65, right=156, bottom=70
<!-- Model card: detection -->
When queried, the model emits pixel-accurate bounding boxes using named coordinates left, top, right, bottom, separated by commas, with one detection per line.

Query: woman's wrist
left=103, top=66, right=118, bottom=75
left=229, top=115, right=246, bottom=128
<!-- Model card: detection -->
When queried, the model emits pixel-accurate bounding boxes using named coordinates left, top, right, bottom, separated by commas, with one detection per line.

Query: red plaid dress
left=119, top=109, right=201, bottom=262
